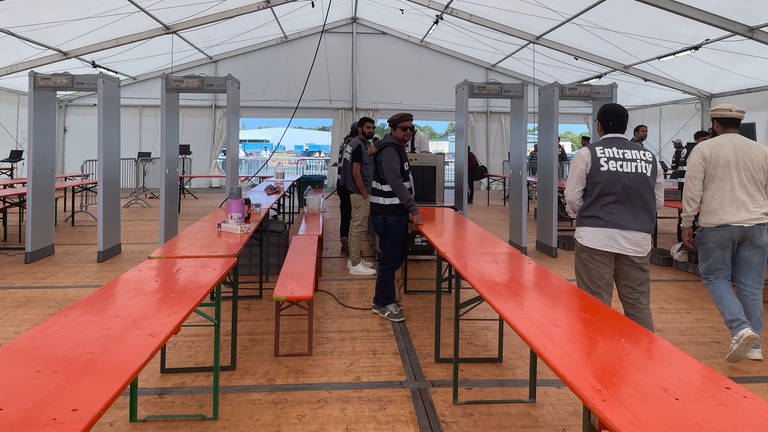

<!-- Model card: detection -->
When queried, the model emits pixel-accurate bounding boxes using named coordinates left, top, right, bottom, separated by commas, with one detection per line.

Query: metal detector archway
left=455, top=80, right=529, bottom=252
left=536, top=83, right=617, bottom=257
left=26, top=72, right=121, bottom=263
left=160, top=74, right=240, bottom=244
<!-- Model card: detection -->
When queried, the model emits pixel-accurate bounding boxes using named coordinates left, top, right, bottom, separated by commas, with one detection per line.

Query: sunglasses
left=396, top=125, right=415, bottom=133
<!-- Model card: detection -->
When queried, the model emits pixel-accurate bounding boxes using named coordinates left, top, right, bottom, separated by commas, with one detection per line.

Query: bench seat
left=273, top=235, right=319, bottom=357
left=0, top=257, right=236, bottom=430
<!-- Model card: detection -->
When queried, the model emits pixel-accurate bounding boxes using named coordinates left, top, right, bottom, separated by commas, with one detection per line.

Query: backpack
left=471, top=164, right=488, bottom=181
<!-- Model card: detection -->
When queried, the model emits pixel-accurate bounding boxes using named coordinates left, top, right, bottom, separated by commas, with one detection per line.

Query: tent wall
left=0, top=89, right=28, bottom=177
left=63, top=105, right=221, bottom=186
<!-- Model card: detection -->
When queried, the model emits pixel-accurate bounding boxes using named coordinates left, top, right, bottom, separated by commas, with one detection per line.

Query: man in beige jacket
left=681, top=103, right=768, bottom=362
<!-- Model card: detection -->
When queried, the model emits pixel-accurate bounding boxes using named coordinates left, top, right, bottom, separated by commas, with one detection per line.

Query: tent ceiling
left=2, top=0, right=768, bottom=108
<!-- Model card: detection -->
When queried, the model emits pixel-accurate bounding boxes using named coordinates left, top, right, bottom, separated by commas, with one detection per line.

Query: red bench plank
left=273, top=235, right=319, bottom=302
left=0, top=257, right=236, bottom=432
left=297, top=212, right=323, bottom=237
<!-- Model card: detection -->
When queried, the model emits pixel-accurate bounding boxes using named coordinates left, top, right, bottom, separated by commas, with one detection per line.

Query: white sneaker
left=347, top=259, right=374, bottom=270
left=726, top=328, right=760, bottom=362
left=745, top=348, right=763, bottom=361
left=349, top=262, right=376, bottom=276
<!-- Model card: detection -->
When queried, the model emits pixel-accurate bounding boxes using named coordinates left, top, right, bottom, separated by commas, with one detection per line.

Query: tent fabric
left=3, top=1, right=768, bottom=176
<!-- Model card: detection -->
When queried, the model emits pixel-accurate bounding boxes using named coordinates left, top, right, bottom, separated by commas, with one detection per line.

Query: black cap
left=387, top=112, right=414, bottom=128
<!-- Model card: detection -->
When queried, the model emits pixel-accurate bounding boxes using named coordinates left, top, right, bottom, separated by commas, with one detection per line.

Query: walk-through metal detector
left=159, top=74, right=240, bottom=243
left=536, top=83, right=617, bottom=257
left=455, top=80, right=529, bottom=251
left=26, top=72, right=121, bottom=263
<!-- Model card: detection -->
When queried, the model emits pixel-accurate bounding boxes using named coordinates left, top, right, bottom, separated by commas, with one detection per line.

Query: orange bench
left=0, top=257, right=236, bottom=430
left=416, top=206, right=768, bottom=431
left=272, top=235, right=319, bottom=357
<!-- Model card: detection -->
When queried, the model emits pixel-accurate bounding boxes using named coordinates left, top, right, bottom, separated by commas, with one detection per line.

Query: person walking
left=681, top=103, right=768, bottom=362
left=341, top=117, right=377, bottom=276
left=369, top=112, right=423, bottom=322
left=564, top=103, right=664, bottom=332
left=468, top=146, right=479, bottom=204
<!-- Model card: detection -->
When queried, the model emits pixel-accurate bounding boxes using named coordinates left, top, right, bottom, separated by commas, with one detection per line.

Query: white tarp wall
left=0, top=89, right=28, bottom=178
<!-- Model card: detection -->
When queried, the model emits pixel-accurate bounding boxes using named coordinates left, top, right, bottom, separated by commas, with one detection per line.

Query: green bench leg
left=129, top=282, right=222, bottom=422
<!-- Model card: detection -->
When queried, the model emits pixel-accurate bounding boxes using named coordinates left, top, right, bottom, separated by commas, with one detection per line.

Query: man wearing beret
left=682, top=103, right=768, bottom=362
left=565, top=103, right=664, bottom=332
left=369, top=112, right=423, bottom=322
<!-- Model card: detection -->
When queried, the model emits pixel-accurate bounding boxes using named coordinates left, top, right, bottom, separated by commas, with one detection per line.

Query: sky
left=240, top=118, right=588, bottom=134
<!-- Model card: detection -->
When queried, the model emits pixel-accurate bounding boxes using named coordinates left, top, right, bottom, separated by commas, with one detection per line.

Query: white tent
left=2, top=0, right=768, bottom=178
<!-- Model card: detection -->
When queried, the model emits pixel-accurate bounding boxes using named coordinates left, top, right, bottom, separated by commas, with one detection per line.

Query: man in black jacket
left=369, top=112, right=423, bottom=322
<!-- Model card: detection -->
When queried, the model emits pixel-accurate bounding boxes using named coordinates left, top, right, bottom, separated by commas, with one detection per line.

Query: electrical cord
left=317, top=288, right=371, bottom=311
left=243, top=0, right=334, bottom=184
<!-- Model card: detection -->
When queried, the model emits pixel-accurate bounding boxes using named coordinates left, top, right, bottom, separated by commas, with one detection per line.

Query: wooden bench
left=298, top=211, right=323, bottom=274
left=0, top=257, right=236, bottom=430
left=272, top=234, right=319, bottom=357
left=416, top=206, right=768, bottom=431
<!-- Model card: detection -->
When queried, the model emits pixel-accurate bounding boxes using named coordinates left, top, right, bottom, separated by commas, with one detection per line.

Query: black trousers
left=338, top=183, right=351, bottom=239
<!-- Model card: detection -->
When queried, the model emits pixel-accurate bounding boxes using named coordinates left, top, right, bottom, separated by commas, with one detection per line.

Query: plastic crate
left=238, top=219, right=289, bottom=275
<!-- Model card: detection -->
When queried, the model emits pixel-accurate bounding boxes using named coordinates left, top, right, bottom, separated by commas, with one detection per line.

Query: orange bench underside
left=273, top=235, right=318, bottom=302
left=417, top=206, right=768, bottom=431
left=0, top=257, right=236, bottom=432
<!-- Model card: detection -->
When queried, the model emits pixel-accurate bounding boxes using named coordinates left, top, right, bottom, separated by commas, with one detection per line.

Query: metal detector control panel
left=467, top=81, right=525, bottom=99
left=34, top=73, right=106, bottom=91
left=166, top=75, right=231, bottom=93
left=559, top=84, right=615, bottom=100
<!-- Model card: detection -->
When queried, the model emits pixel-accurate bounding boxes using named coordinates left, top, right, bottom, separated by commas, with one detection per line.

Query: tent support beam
left=404, top=0, right=709, bottom=98
left=356, top=18, right=546, bottom=86
left=635, top=0, right=768, bottom=45
left=0, top=0, right=299, bottom=78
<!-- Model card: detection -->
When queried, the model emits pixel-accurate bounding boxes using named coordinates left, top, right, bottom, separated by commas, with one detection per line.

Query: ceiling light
left=657, top=47, right=699, bottom=62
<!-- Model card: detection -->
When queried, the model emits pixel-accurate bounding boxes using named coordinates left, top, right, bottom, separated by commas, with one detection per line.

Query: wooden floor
left=0, top=187, right=766, bottom=431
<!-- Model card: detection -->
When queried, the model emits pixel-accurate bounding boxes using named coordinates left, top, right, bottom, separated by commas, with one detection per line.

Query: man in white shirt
left=565, top=104, right=664, bottom=331
left=681, top=103, right=768, bottom=362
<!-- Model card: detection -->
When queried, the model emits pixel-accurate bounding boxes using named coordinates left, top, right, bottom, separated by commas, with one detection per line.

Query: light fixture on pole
left=657, top=45, right=701, bottom=62
left=579, top=74, right=605, bottom=84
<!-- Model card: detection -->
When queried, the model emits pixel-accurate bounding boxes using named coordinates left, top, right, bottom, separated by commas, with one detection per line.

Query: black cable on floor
left=317, top=288, right=370, bottom=311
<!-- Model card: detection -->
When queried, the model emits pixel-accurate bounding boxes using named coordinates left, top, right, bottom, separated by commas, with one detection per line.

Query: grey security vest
left=341, top=136, right=373, bottom=195
left=370, top=137, right=414, bottom=215
left=576, top=136, right=658, bottom=234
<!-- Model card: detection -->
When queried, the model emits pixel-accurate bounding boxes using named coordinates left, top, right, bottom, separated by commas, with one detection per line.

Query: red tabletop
left=0, top=257, right=236, bottom=432
left=416, top=207, right=510, bottom=256
left=527, top=175, right=566, bottom=189
left=448, top=250, right=768, bottom=431
left=148, top=208, right=267, bottom=258
left=664, top=200, right=682, bottom=209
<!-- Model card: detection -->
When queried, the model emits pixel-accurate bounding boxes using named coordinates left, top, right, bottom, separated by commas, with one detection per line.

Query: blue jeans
left=696, top=224, right=767, bottom=344
left=371, top=213, right=409, bottom=307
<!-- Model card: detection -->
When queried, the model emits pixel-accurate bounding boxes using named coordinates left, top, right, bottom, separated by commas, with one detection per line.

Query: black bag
left=471, top=164, right=488, bottom=181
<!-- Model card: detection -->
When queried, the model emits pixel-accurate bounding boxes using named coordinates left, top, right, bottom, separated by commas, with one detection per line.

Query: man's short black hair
left=597, top=103, right=629, bottom=134
left=634, top=124, right=647, bottom=134
left=357, top=116, right=375, bottom=128
left=693, top=130, right=709, bottom=140
left=713, top=117, right=742, bottom=130
left=581, top=136, right=590, bottom=142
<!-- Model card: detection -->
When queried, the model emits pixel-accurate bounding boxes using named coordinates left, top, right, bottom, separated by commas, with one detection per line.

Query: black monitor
left=137, top=151, right=152, bottom=160
left=740, top=122, right=757, bottom=141
left=179, top=144, right=192, bottom=156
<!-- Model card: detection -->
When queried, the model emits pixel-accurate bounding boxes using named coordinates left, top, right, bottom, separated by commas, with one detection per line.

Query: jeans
left=696, top=224, right=767, bottom=343
left=371, top=213, right=409, bottom=307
